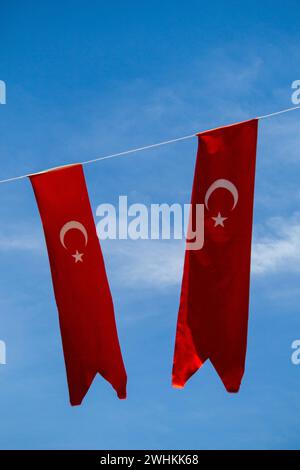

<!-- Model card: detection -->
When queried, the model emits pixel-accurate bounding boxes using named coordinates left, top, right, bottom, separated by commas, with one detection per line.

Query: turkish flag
left=172, top=119, right=258, bottom=392
left=30, top=164, right=127, bottom=405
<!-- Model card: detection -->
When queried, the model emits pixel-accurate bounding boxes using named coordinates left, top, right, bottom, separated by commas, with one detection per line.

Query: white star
left=212, top=212, right=228, bottom=227
left=72, top=250, right=84, bottom=263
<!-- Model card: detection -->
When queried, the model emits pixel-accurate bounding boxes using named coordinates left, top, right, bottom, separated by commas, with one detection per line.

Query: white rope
left=81, top=133, right=196, bottom=166
left=0, top=133, right=197, bottom=184
left=257, top=105, right=300, bottom=120
left=0, top=105, right=299, bottom=185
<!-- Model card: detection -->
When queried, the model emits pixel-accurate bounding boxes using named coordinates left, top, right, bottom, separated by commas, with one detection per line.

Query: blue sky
left=0, top=0, right=300, bottom=449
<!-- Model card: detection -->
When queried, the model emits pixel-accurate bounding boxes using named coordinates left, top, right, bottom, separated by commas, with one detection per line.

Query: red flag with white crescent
left=30, top=164, right=127, bottom=405
left=172, top=119, right=258, bottom=392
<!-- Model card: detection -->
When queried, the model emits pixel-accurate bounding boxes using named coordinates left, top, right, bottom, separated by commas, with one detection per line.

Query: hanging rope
left=0, top=105, right=300, bottom=185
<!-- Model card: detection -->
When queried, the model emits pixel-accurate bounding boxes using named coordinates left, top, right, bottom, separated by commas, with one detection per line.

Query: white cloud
left=251, top=214, right=300, bottom=275
left=103, top=214, right=300, bottom=289
left=0, top=228, right=42, bottom=252
left=105, top=239, right=185, bottom=289
left=1, top=213, right=299, bottom=286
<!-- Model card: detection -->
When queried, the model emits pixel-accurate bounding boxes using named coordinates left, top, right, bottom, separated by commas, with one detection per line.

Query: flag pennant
left=30, top=164, right=127, bottom=405
left=172, top=119, right=258, bottom=392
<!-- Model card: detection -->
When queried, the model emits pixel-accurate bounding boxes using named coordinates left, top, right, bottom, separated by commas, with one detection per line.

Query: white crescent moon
left=204, top=179, right=238, bottom=210
left=60, top=221, right=88, bottom=249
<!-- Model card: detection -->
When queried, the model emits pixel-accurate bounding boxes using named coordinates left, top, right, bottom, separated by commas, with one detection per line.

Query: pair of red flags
left=30, top=119, right=258, bottom=405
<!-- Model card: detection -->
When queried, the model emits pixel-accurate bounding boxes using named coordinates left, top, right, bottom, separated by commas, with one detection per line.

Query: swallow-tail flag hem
left=172, top=119, right=258, bottom=393
left=30, top=164, right=127, bottom=405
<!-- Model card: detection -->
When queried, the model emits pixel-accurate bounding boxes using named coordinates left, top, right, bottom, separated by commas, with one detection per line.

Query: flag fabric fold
left=30, top=164, right=127, bottom=405
left=172, top=119, right=258, bottom=392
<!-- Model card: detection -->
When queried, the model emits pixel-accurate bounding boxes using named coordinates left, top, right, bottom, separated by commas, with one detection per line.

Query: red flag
left=30, top=164, right=127, bottom=405
left=172, top=119, right=258, bottom=392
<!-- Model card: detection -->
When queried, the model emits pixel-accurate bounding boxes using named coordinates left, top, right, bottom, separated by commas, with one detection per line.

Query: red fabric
left=30, top=164, right=127, bottom=405
left=172, top=120, right=258, bottom=392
